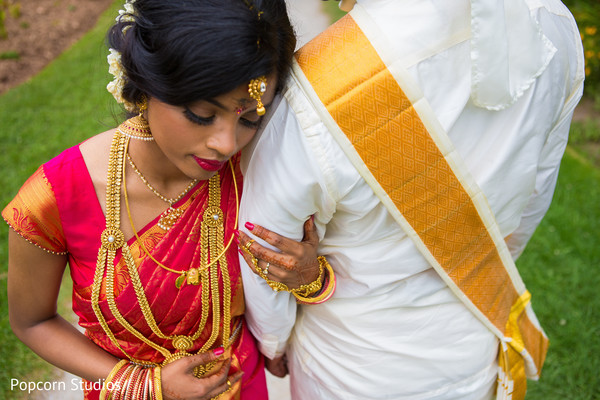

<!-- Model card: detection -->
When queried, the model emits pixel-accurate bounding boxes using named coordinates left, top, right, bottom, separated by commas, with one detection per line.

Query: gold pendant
left=173, top=336, right=194, bottom=351
left=158, top=206, right=183, bottom=230
left=187, top=268, right=200, bottom=285
left=174, top=268, right=201, bottom=289
left=175, top=273, right=187, bottom=289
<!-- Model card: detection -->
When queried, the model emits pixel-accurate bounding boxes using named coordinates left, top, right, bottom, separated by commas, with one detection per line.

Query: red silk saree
left=3, top=144, right=267, bottom=399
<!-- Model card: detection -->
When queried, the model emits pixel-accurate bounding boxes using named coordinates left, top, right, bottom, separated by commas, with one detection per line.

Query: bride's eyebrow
left=206, top=98, right=254, bottom=112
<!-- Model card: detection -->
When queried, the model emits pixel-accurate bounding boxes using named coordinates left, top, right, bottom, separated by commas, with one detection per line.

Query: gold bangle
left=107, top=366, right=129, bottom=400
left=100, top=359, right=129, bottom=400
left=294, top=257, right=336, bottom=304
left=132, top=367, right=150, bottom=400
left=292, top=256, right=325, bottom=296
left=113, top=364, right=135, bottom=400
left=153, top=366, right=163, bottom=400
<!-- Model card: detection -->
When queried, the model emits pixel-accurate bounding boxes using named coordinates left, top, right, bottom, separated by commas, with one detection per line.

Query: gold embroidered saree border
left=2, top=166, right=68, bottom=255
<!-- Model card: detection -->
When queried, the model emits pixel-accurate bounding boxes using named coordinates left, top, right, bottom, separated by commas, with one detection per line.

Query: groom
left=240, top=0, right=584, bottom=398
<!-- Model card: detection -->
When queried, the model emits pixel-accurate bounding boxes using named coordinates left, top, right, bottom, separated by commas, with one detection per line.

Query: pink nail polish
left=234, top=236, right=240, bottom=245
left=245, top=222, right=255, bottom=230
left=213, top=347, right=224, bottom=356
left=238, top=249, right=245, bottom=256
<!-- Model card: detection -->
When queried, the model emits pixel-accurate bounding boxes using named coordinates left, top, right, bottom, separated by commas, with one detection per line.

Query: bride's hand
left=160, top=350, right=242, bottom=400
left=237, top=217, right=321, bottom=290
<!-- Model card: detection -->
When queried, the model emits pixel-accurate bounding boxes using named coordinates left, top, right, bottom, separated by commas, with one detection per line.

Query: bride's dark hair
left=107, top=0, right=296, bottom=107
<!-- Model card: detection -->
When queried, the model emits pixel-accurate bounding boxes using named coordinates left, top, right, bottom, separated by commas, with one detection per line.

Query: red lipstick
left=193, top=156, right=225, bottom=171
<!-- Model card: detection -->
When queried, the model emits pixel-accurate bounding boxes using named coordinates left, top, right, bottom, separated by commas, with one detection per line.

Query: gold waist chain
left=92, top=127, right=238, bottom=373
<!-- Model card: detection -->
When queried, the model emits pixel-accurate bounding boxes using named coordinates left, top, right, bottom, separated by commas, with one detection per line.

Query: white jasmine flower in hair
left=116, top=0, right=136, bottom=23
left=107, top=0, right=138, bottom=113
left=107, top=47, right=136, bottom=112
left=107, top=48, right=122, bottom=77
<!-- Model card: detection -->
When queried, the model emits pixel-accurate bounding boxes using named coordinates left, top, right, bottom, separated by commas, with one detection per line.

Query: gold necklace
left=126, top=153, right=199, bottom=231
left=124, top=148, right=239, bottom=288
left=93, top=126, right=238, bottom=370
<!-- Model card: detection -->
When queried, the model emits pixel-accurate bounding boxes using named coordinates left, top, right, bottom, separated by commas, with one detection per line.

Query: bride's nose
left=206, top=119, right=238, bottom=158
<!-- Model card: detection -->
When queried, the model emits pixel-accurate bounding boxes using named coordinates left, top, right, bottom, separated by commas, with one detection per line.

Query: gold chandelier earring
left=120, top=97, right=154, bottom=141
left=249, top=76, right=267, bottom=116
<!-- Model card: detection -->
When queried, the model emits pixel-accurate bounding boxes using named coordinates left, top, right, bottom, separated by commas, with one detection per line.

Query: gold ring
left=227, top=379, right=232, bottom=389
left=243, top=239, right=255, bottom=251
left=264, top=262, right=270, bottom=275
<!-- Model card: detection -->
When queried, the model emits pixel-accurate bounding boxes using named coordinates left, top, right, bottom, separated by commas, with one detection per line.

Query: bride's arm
left=7, top=229, right=118, bottom=382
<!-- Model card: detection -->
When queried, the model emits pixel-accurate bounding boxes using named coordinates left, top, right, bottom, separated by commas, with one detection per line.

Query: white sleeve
left=506, top=81, right=583, bottom=259
left=505, top=4, right=585, bottom=260
left=238, top=91, right=338, bottom=359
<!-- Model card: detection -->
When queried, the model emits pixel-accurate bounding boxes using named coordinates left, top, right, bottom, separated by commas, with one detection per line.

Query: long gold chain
left=122, top=139, right=231, bottom=353
left=126, top=153, right=198, bottom=205
left=92, top=125, right=238, bottom=368
left=123, top=141, right=239, bottom=288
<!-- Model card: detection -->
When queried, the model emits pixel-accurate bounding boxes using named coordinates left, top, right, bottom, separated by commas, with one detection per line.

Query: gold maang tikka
left=248, top=76, right=267, bottom=116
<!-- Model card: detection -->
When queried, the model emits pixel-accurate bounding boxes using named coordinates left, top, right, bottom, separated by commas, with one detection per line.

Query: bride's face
left=147, top=75, right=277, bottom=181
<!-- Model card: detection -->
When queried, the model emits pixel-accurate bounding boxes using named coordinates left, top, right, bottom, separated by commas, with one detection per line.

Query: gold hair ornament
left=248, top=76, right=267, bottom=116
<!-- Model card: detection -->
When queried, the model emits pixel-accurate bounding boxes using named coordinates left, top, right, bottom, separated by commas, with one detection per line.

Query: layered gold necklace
left=126, top=153, right=198, bottom=230
left=92, top=122, right=239, bottom=371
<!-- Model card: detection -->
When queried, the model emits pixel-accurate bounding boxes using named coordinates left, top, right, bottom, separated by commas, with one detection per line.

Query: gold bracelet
left=107, top=365, right=130, bottom=400
left=255, top=256, right=325, bottom=296
left=294, top=257, right=336, bottom=304
left=125, top=365, right=144, bottom=400
left=130, top=366, right=150, bottom=400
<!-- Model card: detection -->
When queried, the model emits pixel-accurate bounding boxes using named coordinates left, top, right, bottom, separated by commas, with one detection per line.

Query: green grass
left=0, top=1, right=599, bottom=399
left=320, top=1, right=347, bottom=22
left=0, top=50, right=19, bottom=60
left=517, top=148, right=600, bottom=399
left=0, top=1, right=121, bottom=398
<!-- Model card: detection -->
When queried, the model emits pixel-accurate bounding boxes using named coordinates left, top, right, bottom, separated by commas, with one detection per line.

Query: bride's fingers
left=203, top=371, right=243, bottom=400
left=244, top=222, right=304, bottom=256
left=237, top=230, right=295, bottom=269
left=253, top=259, right=291, bottom=281
left=238, top=241, right=261, bottom=274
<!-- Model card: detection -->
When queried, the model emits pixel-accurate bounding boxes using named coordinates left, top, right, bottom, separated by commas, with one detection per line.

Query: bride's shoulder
left=79, top=127, right=117, bottom=183
left=79, top=128, right=117, bottom=167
